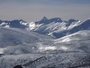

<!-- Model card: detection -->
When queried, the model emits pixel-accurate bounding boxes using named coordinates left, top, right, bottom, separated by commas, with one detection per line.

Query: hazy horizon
left=0, top=0, right=90, bottom=22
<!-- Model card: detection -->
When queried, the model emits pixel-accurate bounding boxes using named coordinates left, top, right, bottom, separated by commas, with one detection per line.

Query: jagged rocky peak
left=35, top=16, right=48, bottom=24
left=49, top=17, right=62, bottom=23
left=35, top=17, right=62, bottom=24
left=10, top=19, right=27, bottom=24
left=10, top=19, right=27, bottom=25
left=68, top=19, right=79, bottom=23
left=41, top=16, right=48, bottom=22
left=0, top=19, right=28, bottom=29
left=66, top=19, right=79, bottom=26
left=9, top=19, right=27, bottom=29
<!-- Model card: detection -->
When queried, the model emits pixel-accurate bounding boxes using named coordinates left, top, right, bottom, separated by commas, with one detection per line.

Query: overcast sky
left=0, top=0, right=90, bottom=22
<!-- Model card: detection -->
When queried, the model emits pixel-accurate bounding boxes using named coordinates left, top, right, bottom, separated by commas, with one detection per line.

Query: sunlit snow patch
left=39, top=46, right=57, bottom=51
left=60, top=46, right=69, bottom=51
left=68, top=20, right=81, bottom=29
left=0, top=48, right=6, bottom=54
left=29, top=22, right=36, bottom=30
left=61, top=37, right=71, bottom=42
left=20, top=21, right=27, bottom=25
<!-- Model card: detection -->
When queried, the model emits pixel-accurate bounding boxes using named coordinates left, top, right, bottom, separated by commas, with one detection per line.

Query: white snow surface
left=0, top=18, right=90, bottom=68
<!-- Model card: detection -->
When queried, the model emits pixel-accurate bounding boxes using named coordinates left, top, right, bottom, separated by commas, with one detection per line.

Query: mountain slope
left=0, top=27, right=53, bottom=55
left=55, top=30, right=90, bottom=53
left=0, top=18, right=90, bottom=68
left=52, top=19, right=90, bottom=38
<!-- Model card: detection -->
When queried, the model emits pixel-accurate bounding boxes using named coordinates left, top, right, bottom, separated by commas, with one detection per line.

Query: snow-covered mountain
left=0, top=19, right=28, bottom=29
left=0, top=17, right=90, bottom=68
left=55, top=30, right=90, bottom=53
left=0, top=17, right=90, bottom=38
left=32, top=17, right=90, bottom=38
left=0, top=27, right=53, bottom=55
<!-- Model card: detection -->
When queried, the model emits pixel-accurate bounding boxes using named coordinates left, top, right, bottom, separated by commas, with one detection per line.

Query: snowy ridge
left=0, top=18, right=90, bottom=38
left=32, top=17, right=90, bottom=38
left=0, top=19, right=28, bottom=29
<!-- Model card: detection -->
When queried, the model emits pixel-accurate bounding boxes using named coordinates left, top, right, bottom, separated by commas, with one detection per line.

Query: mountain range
left=0, top=17, right=90, bottom=38
left=0, top=17, right=90, bottom=68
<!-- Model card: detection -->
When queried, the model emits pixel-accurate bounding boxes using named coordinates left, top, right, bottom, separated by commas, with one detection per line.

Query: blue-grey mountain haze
left=0, top=0, right=90, bottom=22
